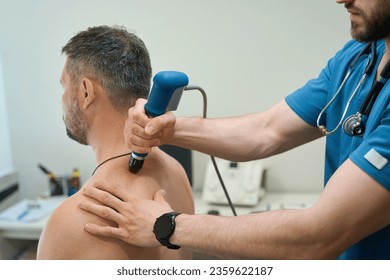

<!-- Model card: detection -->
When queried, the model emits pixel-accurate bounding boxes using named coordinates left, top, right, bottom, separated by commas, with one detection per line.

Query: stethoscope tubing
left=317, top=70, right=367, bottom=135
left=361, top=59, right=390, bottom=116
left=316, top=41, right=390, bottom=137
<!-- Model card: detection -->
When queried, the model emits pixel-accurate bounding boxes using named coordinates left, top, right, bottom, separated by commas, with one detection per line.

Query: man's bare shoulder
left=37, top=194, right=82, bottom=259
left=37, top=191, right=143, bottom=259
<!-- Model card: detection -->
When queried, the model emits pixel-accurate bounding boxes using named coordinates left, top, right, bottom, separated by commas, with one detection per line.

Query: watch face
left=154, top=214, right=174, bottom=239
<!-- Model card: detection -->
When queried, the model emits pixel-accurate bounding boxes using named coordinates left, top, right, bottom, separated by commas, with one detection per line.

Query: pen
left=17, top=208, right=30, bottom=220
left=17, top=202, right=40, bottom=221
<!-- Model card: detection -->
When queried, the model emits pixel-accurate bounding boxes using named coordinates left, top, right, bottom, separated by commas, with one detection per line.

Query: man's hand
left=79, top=180, right=174, bottom=248
left=124, top=98, right=177, bottom=154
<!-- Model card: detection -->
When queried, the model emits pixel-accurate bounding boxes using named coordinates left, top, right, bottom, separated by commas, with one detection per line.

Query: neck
left=384, top=36, right=390, bottom=59
left=92, top=151, right=131, bottom=176
left=376, top=37, right=390, bottom=79
left=92, top=136, right=129, bottom=164
left=87, top=110, right=130, bottom=165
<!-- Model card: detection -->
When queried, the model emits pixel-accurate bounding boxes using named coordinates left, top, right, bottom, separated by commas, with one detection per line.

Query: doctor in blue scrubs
left=79, top=0, right=390, bottom=259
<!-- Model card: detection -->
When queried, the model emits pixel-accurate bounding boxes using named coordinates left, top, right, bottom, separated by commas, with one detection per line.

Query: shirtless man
left=37, top=25, right=194, bottom=259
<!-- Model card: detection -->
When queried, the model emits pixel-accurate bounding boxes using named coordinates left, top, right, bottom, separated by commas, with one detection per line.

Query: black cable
left=361, top=59, right=390, bottom=116
left=184, top=85, right=237, bottom=216
left=92, top=152, right=132, bottom=176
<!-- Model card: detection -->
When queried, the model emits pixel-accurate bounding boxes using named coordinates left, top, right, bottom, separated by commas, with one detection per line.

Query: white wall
left=0, top=0, right=350, bottom=199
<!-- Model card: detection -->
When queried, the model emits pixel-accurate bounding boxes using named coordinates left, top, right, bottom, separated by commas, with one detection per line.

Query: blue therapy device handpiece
left=129, top=71, right=189, bottom=174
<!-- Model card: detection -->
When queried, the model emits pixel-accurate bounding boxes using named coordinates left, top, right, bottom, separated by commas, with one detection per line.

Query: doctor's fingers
left=128, top=98, right=176, bottom=136
left=126, top=123, right=162, bottom=145
left=84, top=222, right=128, bottom=241
left=127, top=104, right=148, bottom=130
left=127, top=98, right=149, bottom=130
left=126, top=111, right=175, bottom=138
left=81, top=184, right=127, bottom=212
left=79, top=200, right=123, bottom=225
left=86, top=180, right=135, bottom=203
left=144, top=112, right=176, bottom=142
left=147, top=111, right=176, bottom=132
left=132, top=98, right=148, bottom=114
left=124, top=118, right=161, bottom=154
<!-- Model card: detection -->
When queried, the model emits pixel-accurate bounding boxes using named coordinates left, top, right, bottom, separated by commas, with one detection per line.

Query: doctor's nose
left=336, top=0, right=352, bottom=4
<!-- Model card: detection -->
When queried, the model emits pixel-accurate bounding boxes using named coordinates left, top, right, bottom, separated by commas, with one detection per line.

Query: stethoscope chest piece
left=342, top=113, right=364, bottom=136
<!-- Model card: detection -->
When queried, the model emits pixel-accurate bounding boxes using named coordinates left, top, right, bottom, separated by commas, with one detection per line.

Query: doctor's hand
left=124, top=98, right=177, bottom=154
left=78, top=181, right=174, bottom=248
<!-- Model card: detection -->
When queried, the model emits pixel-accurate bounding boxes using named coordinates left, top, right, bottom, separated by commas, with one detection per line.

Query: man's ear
left=80, top=77, right=96, bottom=109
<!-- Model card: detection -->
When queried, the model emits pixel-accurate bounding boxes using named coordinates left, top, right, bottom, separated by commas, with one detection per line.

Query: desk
left=0, top=196, right=66, bottom=259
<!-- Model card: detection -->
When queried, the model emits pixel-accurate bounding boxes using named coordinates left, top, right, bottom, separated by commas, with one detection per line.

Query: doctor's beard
left=349, top=1, right=390, bottom=42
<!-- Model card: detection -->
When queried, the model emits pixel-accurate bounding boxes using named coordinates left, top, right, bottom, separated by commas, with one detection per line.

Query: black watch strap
left=158, top=236, right=181, bottom=250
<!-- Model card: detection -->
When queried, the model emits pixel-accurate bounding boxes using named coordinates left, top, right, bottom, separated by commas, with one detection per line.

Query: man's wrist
left=170, top=117, right=201, bottom=147
left=170, top=117, right=185, bottom=146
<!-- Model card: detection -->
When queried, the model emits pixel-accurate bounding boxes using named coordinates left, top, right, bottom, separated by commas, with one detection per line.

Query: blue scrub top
left=285, top=40, right=390, bottom=259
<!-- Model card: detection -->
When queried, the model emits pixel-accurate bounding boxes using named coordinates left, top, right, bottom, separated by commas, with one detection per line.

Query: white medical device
left=202, top=158, right=265, bottom=206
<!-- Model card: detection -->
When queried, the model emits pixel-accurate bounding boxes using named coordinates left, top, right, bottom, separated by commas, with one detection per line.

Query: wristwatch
left=153, top=212, right=182, bottom=249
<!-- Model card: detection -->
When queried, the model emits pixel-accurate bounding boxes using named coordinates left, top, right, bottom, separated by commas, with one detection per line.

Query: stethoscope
left=317, top=42, right=390, bottom=136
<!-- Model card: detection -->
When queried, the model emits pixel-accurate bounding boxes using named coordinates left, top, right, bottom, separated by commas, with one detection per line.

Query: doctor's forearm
left=171, top=210, right=339, bottom=259
left=171, top=115, right=275, bottom=162
left=170, top=100, right=321, bottom=162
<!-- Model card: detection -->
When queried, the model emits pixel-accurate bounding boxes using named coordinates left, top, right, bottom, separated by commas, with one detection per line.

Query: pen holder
left=47, top=169, right=80, bottom=197
left=49, top=176, right=65, bottom=196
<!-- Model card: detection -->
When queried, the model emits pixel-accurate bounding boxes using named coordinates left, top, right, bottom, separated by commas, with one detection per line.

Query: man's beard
left=349, top=2, right=390, bottom=42
left=63, top=98, right=89, bottom=145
